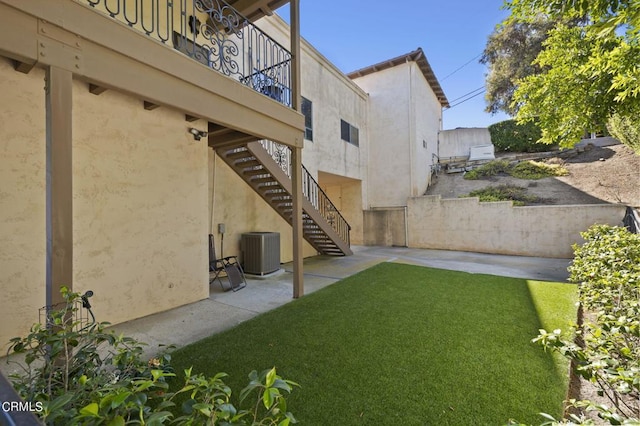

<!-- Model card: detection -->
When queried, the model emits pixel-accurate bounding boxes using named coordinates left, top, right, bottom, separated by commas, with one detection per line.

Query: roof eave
left=347, top=48, right=449, bottom=108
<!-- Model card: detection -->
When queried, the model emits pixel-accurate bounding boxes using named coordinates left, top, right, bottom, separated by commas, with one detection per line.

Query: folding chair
left=209, top=234, right=246, bottom=292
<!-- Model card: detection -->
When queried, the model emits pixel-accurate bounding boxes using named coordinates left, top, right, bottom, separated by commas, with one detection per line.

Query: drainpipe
left=209, top=146, right=216, bottom=235
left=404, top=206, right=409, bottom=247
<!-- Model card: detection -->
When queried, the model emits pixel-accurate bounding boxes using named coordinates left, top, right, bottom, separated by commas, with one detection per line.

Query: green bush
left=7, top=288, right=298, bottom=425
left=463, top=159, right=512, bottom=179
left=464, top=159, right=567, bottom=180
left=510, top=161, right=568, bottom=179
left=461, top=184, right=539, bottom=205
left=488, top=119, right=550, bottom=152
left=531, top=225, right=640, bottom=424
left=607, top=112, right=640, bottom=155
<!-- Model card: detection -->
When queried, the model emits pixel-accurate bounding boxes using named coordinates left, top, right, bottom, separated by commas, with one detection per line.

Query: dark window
left=340, top=119, right=359, bottom=147
left=301, top=97, right=313, bottom=141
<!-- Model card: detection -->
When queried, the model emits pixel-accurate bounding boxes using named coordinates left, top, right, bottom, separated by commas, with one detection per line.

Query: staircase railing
left=259, top=141, right=351, bottom=246
left=83, top=0, right=292, bottom=107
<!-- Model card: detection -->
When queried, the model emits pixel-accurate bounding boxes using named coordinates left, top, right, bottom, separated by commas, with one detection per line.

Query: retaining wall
left=364, top=196, right=626, bottom=258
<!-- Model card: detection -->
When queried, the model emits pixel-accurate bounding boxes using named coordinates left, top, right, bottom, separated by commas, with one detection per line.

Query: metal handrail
left=83, top=0, right=292, bottom=107
left=258, top=141, right=351, bottom=246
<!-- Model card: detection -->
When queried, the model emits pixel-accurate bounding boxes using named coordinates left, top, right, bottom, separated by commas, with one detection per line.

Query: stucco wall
left=363, top=208, right=407, bottom=247
left=410, top=62, right=443, bottom=195
left=363, top=194, right=626, bottom=258
left=72, top=83, right=210, bottom=325
left=352, top=61, right=443, bottom=207
left=0, top=59, right=211, bottom=346
left=321, top=176, right=364, bottom=245
left=256, top=16, right=369, bottom=184
left=438, top=128, right=492, bottom=159
left=353, top=64, right=411, bottom=207
left=0, top=59, right=47, bottom=348
left=404, top=196, right=626, bottom=258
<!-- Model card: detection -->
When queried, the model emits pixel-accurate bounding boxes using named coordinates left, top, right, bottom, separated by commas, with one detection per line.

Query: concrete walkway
left=108, top=245, right=571, bottom=357
left=0, top=246, right=572, bottom=375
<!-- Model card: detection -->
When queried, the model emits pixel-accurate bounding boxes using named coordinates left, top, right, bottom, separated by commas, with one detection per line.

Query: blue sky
left=277, top=0, right=512, bottom=129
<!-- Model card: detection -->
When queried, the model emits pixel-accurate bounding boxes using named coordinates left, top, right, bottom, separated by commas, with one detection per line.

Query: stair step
left=224, top=149, right=250, bottom=159
left=255, top=179, right=280, bottom=186
left=235, top=158, right=260, bottom=167
left=243, top=168, right=268, bottom=176
left=264, top=192, right=288, bottom=199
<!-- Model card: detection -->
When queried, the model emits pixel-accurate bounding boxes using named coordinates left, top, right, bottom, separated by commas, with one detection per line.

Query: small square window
left=340, top=119, right=359, bottom=147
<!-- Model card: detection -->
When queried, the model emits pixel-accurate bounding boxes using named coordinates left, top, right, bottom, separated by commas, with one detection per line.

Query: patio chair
left=209, top=234, right=247, bottom=292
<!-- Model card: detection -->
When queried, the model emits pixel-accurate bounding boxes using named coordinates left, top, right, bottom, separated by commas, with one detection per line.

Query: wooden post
left=46, top=66, right=73, bottom=308
left=290, top=0, right=303, bottom=298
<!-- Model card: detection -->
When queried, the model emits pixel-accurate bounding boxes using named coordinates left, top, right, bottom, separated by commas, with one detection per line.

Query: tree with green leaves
left=481, top=18, right=558, bottom=115
left=506, top=0, right=640, bottom=148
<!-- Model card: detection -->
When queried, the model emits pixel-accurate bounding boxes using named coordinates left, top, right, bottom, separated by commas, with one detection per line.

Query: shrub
left=607, top=112, right=640, bottom=155
left=463, top=159, right=512, bottom=180
left=510, top=161, right=568, bottom=179
left=7, top=288, right=298, bottom=425
left=488, top=119, right=549, bottom=152
left=531, top=225, right=640, bottom=424
left=464, top=159, right=567, bottom=180
left=461, top=184, right=539, bottom=206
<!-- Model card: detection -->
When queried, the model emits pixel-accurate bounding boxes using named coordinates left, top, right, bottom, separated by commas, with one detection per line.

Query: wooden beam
left=89, top=83, right=107, bottom=95
left=13, top=59, right=36, bottom=74
left=229, top=0, right=270, bottom=16
left=208, top=123, right=228, bottom=134
left=45, top=66, right=73, bottom=308
left=208, top=130, right=257, bottom=148
left=290, top=0, right=303, bottom=298
left=143, top=100, right=160, bottom=110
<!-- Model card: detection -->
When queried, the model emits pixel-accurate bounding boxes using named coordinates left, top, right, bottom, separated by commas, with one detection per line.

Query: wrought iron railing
left=83, top=0, right=292, bottom=107
left=259, top=141, right=351, bottom=246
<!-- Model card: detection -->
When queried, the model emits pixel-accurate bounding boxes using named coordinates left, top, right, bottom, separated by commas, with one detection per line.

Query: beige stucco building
left=0, top=0, right=448, bottom=347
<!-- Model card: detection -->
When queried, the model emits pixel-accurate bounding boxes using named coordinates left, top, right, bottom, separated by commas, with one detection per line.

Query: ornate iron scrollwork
left=83, top=0, right=292, bottom=107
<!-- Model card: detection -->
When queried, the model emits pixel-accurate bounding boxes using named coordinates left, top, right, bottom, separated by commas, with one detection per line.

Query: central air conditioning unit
left=241, top=232, right=280, bottom=275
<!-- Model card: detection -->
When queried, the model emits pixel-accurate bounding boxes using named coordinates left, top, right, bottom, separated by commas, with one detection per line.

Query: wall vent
left=241, top=232, right=280, bottom=275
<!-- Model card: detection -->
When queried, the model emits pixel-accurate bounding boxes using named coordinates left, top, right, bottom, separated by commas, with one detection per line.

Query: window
left=340, top=119, right=359, bottom=146
left=301, top=97, right=313, bottom=141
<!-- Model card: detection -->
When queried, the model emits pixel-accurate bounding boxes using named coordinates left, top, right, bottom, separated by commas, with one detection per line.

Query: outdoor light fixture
left=188, top=127, right=208, bottom=141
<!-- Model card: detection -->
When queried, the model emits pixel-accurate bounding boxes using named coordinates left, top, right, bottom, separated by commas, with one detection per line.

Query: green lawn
left=170, top=263, right=577, bottom=425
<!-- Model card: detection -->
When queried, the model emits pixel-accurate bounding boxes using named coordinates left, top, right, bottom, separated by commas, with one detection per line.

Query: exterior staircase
left=215, top=140, right=352, bottom=256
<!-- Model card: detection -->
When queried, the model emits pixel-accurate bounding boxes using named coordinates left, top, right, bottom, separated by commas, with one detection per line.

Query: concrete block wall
left=439, top=128, right=492, bottom=159
left=364, top=195, right=626, bottom=258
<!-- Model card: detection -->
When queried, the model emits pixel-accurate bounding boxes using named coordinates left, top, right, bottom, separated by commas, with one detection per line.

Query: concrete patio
left=109, top=245, right=572, bottom=358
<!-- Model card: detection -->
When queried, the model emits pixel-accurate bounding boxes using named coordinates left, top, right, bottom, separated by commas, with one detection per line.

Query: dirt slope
left=425, top=144, right=639, bottom=207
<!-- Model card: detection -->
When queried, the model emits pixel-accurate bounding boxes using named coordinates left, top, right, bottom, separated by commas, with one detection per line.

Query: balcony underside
left=0, top=0, right=304, bottom=148
left=227, top=0, right=291, bottom=22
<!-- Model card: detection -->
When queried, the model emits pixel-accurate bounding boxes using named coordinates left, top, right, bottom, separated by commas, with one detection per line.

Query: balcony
left=82, top=0, right=292, bottom=107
